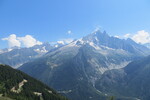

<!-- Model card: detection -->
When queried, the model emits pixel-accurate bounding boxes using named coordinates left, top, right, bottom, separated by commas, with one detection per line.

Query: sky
left=0, top=0, right=150, bottom=49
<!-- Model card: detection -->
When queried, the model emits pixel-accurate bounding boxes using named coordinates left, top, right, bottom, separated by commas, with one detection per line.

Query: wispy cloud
left=123, top=33, right=131, bottom=39
left=57, top=38, right=74, bottom=44
left=92, top=26, right=103, bottom=33
left=114, top=35, right=120, bottom=38
left=50, top=38, right=74, bottom=46
left=67, top=30, right=72, bottom=35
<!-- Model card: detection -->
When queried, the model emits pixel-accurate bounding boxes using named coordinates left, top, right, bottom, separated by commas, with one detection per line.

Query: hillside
left=19, top=30, right=150, bottom=100
left=0, top=64, right=68, bottom=100
left=95, top=55, right=150, bottom=100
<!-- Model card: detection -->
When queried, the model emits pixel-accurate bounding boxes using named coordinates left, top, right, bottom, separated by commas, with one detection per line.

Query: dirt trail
left=11, top=79, right=28, bottom=93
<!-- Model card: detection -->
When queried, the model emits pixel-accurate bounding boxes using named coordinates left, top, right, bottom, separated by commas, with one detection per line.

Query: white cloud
left=114, top=35, right=120, bottom=38
left=123, top=30, right=150, bottom=44
left=92, top=26, right=103, bottom=33
left=94, top=26, right=100, bottom=32
left=62, top=38, right=74, bottom=44
left=2, top=34, right=21, bottom=48
left=57, top=41, right=65, bottom=45
left=2, top=34, right=42, bottom=48
left=57, top=38, right=74, bottom=44
left=18, top=35, right=42, bottom=47
left=124, top=33, right=131, bottom=39
left=67, top=30, right=72, bottom=35
left=131, top=30, right=150, bottom=44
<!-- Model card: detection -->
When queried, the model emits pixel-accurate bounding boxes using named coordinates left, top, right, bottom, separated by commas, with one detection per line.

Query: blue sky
left=0, top=0, right=150, bottom=48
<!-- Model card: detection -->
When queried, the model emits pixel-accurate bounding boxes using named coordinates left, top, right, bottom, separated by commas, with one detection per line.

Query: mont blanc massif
left=1, top=30, right=150, bottom=100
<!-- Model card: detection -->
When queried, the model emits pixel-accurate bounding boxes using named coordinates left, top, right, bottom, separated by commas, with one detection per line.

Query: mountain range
left=18, top=30, right=150, bottom=100
left=0, top=43, right=54, bottom=68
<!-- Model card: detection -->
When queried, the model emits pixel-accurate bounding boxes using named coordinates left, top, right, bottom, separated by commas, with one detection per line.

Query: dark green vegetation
left=0, top=97, right=14, bottom=100
left=0, top=64, right=68, bottom=100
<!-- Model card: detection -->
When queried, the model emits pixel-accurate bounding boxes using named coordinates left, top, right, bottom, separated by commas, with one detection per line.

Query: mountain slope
left=0, top=43, right=53, bottom=68
left=95, top=55, right=150, bottom=100
left=82, top=30, right=150, bottom=56
left=0, top=64, right=68, bottom=100
left=143, top=43, right=150, bottom=49
left=19, top=30, right=150, bottom=100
